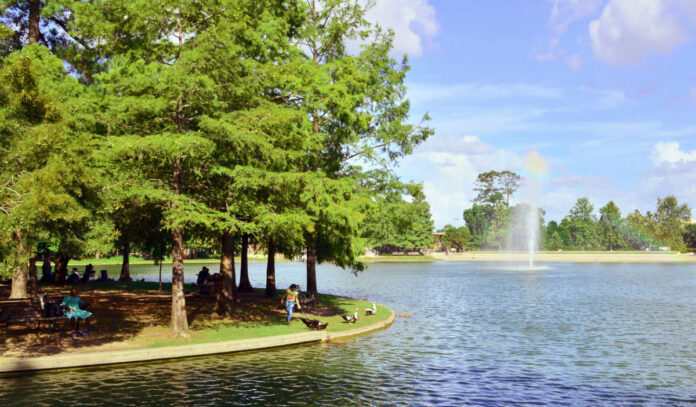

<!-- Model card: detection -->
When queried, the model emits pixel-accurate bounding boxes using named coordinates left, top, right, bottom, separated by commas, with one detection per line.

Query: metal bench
left=0, top=298, right=65, bottom=336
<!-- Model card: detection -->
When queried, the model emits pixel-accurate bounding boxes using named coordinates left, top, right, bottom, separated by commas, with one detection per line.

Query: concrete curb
left=0, top=311, right=395, bottom=373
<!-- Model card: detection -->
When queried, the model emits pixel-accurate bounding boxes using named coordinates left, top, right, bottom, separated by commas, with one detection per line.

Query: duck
left=341, top=308, right=360, bottom=323
left=299, top=317, right=329, bottom=330
left=365, top=302, right=377, bottom=316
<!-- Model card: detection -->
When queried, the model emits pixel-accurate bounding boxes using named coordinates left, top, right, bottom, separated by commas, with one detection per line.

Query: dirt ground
left=0, top=282, right=340, bottom=358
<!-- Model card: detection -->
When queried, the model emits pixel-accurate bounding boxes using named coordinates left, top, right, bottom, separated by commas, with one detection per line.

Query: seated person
left=61, top=287, right=93, bottom=338
left=66, top=268, right=80, bottom=284
left=196, top=267, right=210, bottom=286
left=81, top=264, right=95, bottom=283
left=97, top=270, right=109, bottom=282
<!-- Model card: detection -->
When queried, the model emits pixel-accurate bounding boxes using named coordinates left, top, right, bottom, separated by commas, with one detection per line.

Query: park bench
left=0, top=298, right=65, bottom=337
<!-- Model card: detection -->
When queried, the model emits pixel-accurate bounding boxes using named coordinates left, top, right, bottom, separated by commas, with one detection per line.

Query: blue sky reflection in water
left=2, top=261, right=696, bottom=406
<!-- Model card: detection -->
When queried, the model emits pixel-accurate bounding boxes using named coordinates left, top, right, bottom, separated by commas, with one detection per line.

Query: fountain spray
left=524, top=151, right=549, bottom=269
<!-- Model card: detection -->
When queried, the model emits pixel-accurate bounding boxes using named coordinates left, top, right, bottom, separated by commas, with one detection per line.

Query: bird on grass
left=299, top=317, right=329, bottom=330
left=365, top=302, right=377, bottom=316
left=341, top=308, right=360, bottom=323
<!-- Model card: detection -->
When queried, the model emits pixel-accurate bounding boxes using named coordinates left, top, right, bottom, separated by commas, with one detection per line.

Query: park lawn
left=146, top=293, right=390, bottom=348
left=358, top=255, right=436, bottom=263
left=0, top=282, right=391, bottom=358
left=70, top=256, right=271, bottom=266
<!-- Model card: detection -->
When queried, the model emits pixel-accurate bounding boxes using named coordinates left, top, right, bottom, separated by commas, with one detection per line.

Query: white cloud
left=564, top=53, right=584, bottom=69
left=365, top=0, right=439, bottom=57
left=398, top=137, right=525, bottom=227
left=550, top=0, right=604, bottom=34
left=418, top=135, right=494, bottom=156
left=650, top=141, right=696, bottom=165
left=589, top=0, right=692, bottom=65
left=538, top=0, right=603, bottom=62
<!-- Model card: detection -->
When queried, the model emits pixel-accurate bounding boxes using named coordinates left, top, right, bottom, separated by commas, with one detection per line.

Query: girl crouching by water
left=280, top=284, right=301, bottom=323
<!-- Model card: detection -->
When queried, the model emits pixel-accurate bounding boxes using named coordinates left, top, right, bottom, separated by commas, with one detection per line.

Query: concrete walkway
left=0, top=311, right=395, bottom=373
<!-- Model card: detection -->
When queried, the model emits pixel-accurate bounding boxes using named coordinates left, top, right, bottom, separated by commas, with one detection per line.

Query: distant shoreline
left=430, top=251, right=696, bottom=263
left=70, top=251, right=696, bottom=266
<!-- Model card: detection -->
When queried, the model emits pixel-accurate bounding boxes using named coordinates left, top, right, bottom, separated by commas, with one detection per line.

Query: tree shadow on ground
left=0, top=282, right=362, bottom=358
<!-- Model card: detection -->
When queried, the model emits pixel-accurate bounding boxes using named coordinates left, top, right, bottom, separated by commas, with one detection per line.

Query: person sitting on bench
left=66, top=268, right=80, bottom=284
left=61, top=287, right=93, bottom=338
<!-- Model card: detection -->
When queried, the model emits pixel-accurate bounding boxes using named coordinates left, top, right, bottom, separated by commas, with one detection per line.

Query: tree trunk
left=306, top=244, right=318, bottom=300
left=28, top=0, right=40, bottom=44
left=265, top=240, right=276, bottom=298
left=170, top=227, right=189, bottom=337
left=119, top=240, right=132, bottom=282
left=214, top=230, right=236, bottom=317
left=53, top=255, right=70, bottom=284
left=9, top=230, right=28, bottom=299
left=238, top=233, right=253, bottom=292
left=28, top=257, right=37, bottom=293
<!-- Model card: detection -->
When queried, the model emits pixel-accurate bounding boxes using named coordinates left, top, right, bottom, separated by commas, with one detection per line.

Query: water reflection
left=2, top=262, right=696, bottom=405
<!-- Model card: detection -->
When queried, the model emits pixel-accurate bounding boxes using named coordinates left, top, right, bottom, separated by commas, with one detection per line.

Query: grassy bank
left=147, top=292, right=389, bottom=348
left=70, top=255, right=281, bottom=266
left=433, top=250, right=696, bottom=263
left=0, top=282, right=391, bottom=357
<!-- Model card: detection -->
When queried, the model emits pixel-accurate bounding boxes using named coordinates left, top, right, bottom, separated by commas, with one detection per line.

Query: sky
left=366, top=0, right=696, bottom=228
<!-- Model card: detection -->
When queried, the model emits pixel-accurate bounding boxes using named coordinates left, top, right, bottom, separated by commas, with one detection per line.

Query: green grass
left=71, top=256, right=282, bottom=266
left=359, top=255, right=436, bottom=262
left=146, top=293, right=391, bottom=348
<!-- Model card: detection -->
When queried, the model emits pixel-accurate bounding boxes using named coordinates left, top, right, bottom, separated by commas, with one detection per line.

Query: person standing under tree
left=280, top=284, right=301, bottom=323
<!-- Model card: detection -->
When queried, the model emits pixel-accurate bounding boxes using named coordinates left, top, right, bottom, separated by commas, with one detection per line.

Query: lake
left=2, top=261, right=696, bottom=406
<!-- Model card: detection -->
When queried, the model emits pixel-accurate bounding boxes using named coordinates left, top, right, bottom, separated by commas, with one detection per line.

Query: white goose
left=365, top=302, right=377, bottom=316
left=341, top=308, right=360, bottom=323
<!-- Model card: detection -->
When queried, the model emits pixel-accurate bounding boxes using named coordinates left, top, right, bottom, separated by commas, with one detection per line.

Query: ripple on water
left=3, top=262, right=696, bottom=406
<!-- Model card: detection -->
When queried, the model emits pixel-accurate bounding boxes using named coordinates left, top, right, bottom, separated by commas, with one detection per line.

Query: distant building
left=433, top=232, right=444, bottom=252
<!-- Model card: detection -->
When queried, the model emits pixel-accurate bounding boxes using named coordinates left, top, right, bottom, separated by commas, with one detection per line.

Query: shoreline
left=70, top=251, right=696, bottom=267
left=0, top=310, right=395, bottom=374
left=431, top=251, right=696, bottom=263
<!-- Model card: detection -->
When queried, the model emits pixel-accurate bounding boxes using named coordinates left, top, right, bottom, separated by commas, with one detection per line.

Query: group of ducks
left=299, top=302, right=378, bottom=331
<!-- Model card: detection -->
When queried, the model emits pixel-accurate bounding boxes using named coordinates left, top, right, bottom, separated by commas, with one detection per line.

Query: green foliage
left=598, top=201, right=625, bottom=251
left=0, top=45, right=100, bottom=278
left=463, top=204, right=493, bottom=249
left=683, top=224, right=696, bottom=250
left=473, top=170, right=520, bottom=206
left=544, top=220, right=571, bottom=250
left=563, top=197, right=598, bottom=250
left=439, top=224, right=472, bottom=251
left=362, top=179, right=434, bottom=252
left=654, top=196, right=691, bottom=252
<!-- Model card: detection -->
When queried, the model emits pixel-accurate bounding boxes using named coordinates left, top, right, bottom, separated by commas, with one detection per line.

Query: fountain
left=526, top=200, right=538, bottom=268
left=520, top=150, right=549, bottom=270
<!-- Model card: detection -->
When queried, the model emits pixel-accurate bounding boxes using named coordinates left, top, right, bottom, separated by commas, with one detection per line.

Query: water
left=3, top=261, right=696, bottom=406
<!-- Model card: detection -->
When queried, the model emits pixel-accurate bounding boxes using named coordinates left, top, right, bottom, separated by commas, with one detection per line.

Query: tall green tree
left=463, top=204, right=493, bottom=249
left=654, top=196, right=691, bottom=252
left=598, top=201, right=625, bottom=251
left=275, top=0, right=431, bottom=297
left=440, top=224, right=472, bottom=251
left=544, top=220, right=571, bottom=250
left=0, top=45, right=99, bottom=295
left=563, top=197, right=598, bottom=250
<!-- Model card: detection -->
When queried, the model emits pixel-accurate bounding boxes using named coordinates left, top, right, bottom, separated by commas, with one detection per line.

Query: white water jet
left=519, top=150, right=548, bottom=271
left=526, top=201, right=538, bottom=268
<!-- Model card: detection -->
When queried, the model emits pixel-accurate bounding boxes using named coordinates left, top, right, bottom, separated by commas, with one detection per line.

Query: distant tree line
left=453, top=171, right=695, bottom=253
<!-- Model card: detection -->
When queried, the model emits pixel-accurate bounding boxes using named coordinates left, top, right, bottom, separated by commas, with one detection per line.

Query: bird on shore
left=341, top=308, right=360, bottom=323
left=299, top=317, right=329, bottom=330
left=365, top=302, right=377, bottom=316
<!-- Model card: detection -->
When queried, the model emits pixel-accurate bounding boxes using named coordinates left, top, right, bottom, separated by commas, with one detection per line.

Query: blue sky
left=367, top=0, right=696, bottom=227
